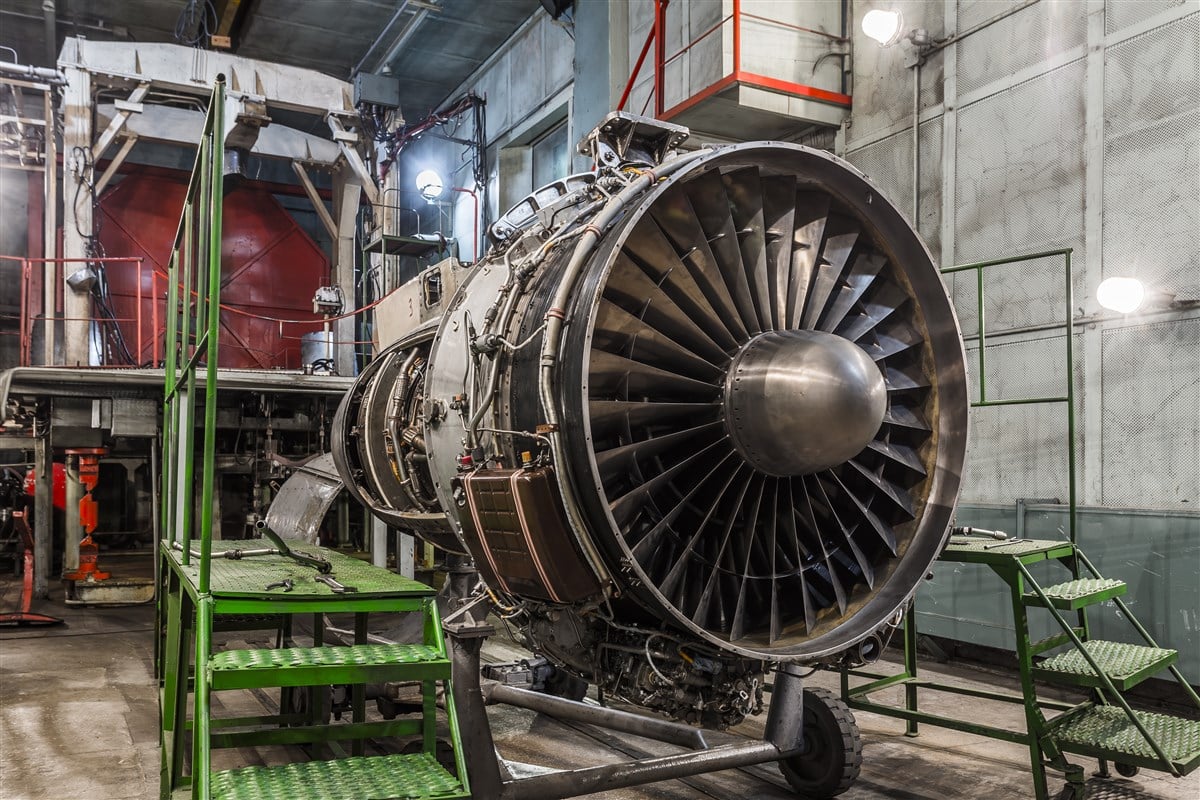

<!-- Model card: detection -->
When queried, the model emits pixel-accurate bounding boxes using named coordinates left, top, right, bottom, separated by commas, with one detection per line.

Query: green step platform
left=1022, top=577, right=1126, bottom=610
left=1033, top=640, right=1178, bottom=691
left=1055, top=705, right=1200, bottom=774
left=209, top=643, right=450, bottom=690
left=209, top=753, right=466, bottom=800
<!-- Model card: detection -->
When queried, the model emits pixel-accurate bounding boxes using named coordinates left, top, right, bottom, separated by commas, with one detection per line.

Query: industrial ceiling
left=0, top=0, right=541, bottom=116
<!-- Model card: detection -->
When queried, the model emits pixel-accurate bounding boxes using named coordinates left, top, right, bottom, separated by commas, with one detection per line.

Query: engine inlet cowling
left=336, top=130, right=968, bottom=666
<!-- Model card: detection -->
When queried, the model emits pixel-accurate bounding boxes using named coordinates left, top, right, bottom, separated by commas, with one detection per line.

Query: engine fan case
left=425, top=143, right=967, bottom=661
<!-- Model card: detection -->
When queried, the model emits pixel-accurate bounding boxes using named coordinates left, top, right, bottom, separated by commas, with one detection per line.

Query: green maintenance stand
left=842, top=537, right=1200, bottom=800
left=156, top=77, right=467, bottom=800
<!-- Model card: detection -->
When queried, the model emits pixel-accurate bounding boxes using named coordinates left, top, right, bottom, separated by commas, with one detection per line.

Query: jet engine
left=334, top=114, right=968, bottom=728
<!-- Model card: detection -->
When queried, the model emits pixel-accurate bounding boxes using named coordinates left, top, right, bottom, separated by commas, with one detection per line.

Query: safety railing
left=941, top=248, right=1078, bottom=546
left=160, top=76, right=225, bottom=596
left=619, top=0, right=851, bottom=120
left=1, top=255, right=152, bottom=366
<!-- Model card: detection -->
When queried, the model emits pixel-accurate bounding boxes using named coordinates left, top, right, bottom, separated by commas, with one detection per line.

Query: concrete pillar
left=60, top=65, right=92, bottom=366
left=331, top=165, right=361, bottom=376
left=571, top=0, right=617, bottom=171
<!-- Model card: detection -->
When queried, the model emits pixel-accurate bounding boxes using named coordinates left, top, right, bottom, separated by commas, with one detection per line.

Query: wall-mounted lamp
left=862, top=9, right=904, bottom=46
left=416, top=169, right=444, bottom=202
left=1096, top=277, right=1146, bottom=314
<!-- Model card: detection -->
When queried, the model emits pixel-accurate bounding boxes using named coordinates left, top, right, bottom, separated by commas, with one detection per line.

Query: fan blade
left=801, top=215, right=860, bottom=330
left=657, top=456, right=745, bottom=598
left=684, top=170, right=761, bottom=334
left=761, top=175, right=798, bottom=332
left=828, top=468, right=899, bottom=555
left=883, top=404, right=931, bottom=432
left=589, top=349, right=720, bottom=401
left=609, top=437, right=730, bottom=528
left=691, top=468, right=755, bottom=629
left=835, top=282, right=908, bottom=342
left=624, top=220, right=740, bottom=351
left=818, top=252, right=887, bottom=333
left=797, top=474, right=848, bottom=615
left=649, top=188, right=750, bottom=342
left=595, top=420, right=724, bottom=482
left=594, top=299, right=725, bottom=380
left=865, top=439, right=927, bottom=475
left=729, top=475, right=767, bottom=641
left=846, top=458, right=915, bottom=518
left=781, top=481, right=817, bottom=632
left=606, top=254, right=729, bottom=362
left=812, top=473, right=875, bottom=589
left=722, top=167, right=773, bottom=330
left=628, top=452, right=739, bottom=557
left=787, top=192, right=831, bottom=329
left=589, top=400, right=720, bottom=432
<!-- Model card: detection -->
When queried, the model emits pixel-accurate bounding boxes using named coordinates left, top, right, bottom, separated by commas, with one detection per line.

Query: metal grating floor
left=1035, top=640, right=1176, bottom=687
left=210, top=643, right=445, bottom=672
left=1055, top=705, right=1200, bottom=774
left=209, top=752, right=467, bottom=800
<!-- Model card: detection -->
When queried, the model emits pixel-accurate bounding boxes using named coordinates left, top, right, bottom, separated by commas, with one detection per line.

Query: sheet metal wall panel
left=955, top=1, right=1087, bottom=97
left=1105, top=0, right=1190, bottom=34
left=845, top=117, right=944, bottom=262
left=953, top=60, right=1087, bottom=331
left=1100, top=319, right=1200, bottom=509
left=1103, top=15, right=1200, bottom=299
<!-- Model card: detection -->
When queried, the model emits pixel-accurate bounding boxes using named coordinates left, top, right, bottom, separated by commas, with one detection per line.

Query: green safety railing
left=160, top=76, right=225, bottom=594
left=941, top=248, right=1078, bottom=548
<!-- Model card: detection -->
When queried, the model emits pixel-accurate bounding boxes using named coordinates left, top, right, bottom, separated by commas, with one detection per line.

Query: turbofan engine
left=334, top=114, right=968, bottom=727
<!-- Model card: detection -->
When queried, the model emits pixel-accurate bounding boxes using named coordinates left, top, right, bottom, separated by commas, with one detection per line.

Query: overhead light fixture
left=862, top=9, right=904, bottom=46
left=416, top=169, right=444, bottom=201
left=1096, top=276, right=1146, bottom=313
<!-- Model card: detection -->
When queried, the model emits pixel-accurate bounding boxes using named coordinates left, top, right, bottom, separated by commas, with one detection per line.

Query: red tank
left=23, top=462, right=66, bottom=511
left=97, top=171, right=331, bottom=369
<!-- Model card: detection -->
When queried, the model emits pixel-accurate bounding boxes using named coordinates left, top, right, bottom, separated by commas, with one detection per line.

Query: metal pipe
left=42, top=0, right=55, bottom=69
left=912, top=63, right=920, bottom=226
left=504, top=740, right=790, bottom=800
left=484, top=682, right=709, bottom=750
left=0, top=58, right=66, bottom=85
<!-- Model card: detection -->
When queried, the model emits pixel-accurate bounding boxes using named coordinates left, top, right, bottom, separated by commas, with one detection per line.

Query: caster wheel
left=779, top=687, right=862, bottom=798
left=1115, top=762, right=1139, bottom=778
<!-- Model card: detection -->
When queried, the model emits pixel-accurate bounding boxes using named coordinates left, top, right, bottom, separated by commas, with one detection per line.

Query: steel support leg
left=446, top=621, right=504, bottom=799
left=904, top=602, right=919, bottom=736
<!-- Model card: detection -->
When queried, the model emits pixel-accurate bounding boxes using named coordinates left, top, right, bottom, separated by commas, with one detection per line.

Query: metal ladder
left=843, top=537, right=1200, bottom=799
left=156, top=77, right=468, bottom=800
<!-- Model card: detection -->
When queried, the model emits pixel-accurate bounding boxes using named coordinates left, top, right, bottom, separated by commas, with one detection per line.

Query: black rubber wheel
left=1115, top=762, right=1140, bottom=778
left=779, top=687, right=862, bottom=798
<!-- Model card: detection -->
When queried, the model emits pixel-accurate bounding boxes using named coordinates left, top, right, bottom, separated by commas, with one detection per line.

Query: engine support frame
left=444, top=611, right=809, bottom=800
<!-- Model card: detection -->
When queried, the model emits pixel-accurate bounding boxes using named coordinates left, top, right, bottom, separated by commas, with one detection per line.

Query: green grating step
left=1022, top=578, right=1126, bottom=610
left=1033, top=640, right=1177, bottom=690
left=209, top=643, right=450, bottom=690
left=211, top=752, right=467, bottom=800
left=1055, top=705, right=1200, bottom=775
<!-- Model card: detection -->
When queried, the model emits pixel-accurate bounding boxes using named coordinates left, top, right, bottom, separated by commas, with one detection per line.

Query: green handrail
left=160, top=76, right=226, bottom=594
left=941, top=249, right=1077, bottom=549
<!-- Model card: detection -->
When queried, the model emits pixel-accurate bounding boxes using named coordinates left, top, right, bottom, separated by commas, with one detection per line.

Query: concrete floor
left=1, top=563, right=1197, bottom=800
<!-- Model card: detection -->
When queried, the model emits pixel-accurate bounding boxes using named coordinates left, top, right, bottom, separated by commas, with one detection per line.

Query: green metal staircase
left=156, top=77, right=468, bottom=800
left=842, top=537, right=1200, bottom=799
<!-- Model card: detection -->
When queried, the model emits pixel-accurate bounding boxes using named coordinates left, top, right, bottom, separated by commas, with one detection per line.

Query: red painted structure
left=98, top=172, right=330, bottom=369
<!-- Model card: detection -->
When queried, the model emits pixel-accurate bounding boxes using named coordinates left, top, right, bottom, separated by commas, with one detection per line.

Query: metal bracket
left=577, top=111, right=690, bottom=169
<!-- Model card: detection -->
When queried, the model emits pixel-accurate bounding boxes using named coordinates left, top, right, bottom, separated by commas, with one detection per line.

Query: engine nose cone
left=725, top=330, right=887, bottom=477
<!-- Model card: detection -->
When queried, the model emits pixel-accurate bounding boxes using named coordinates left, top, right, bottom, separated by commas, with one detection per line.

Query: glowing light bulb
left=416, top=169, right=444, bottom=201
left=1096, top=277, right=1145, bottom=313
left=862, top=9, right=904, bottom=46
